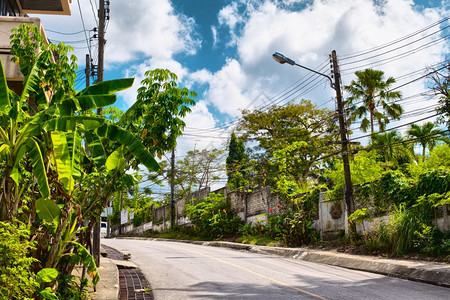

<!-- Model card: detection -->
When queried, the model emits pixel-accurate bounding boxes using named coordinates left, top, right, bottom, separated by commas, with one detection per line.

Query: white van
left=100, top=221, right=107, bottom=237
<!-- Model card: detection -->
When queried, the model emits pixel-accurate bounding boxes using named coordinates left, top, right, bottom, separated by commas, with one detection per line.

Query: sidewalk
left=91, top=248, right=120, bottom=300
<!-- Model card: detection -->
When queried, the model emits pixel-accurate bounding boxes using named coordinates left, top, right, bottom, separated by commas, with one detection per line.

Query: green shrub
left=416, top=169, right=450, bottom=196
left=0, top=221, right=39, bottom=299
left=267, top=212, right=317, bottom=246
left=185, top=193, right=242, bottom=239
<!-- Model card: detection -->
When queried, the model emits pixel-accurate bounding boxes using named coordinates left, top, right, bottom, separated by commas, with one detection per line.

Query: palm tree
left=345, top=69, right=403, bottom=134
left=407, top=122, right=444, bottom=157
left=371, top=131, right=413, bottom=165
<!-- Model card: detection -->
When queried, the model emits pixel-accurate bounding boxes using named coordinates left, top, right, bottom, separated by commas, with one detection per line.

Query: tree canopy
left=238, top=100, right=340, bottom=189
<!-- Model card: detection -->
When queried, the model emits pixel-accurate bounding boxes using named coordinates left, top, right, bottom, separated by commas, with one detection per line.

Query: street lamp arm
left=272, top=52, right=335, bottom=89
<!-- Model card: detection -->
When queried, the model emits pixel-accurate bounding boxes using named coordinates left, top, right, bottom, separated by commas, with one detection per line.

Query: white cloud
left=211, top=26, right=218, bottom=47
left=179, top=100, right=229, bottom=151
left=217, top=2, right=244, bottom=46
left=205, top=58, right=252, bottom=116
left=106, top=0, right=201, bottom=64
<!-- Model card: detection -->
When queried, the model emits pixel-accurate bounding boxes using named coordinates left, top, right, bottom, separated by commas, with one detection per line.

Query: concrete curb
left=116, top=237, right=449, bottom=288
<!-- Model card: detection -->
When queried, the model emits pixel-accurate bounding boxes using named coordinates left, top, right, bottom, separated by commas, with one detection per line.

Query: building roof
left=18, top=0, right=71, bottom=15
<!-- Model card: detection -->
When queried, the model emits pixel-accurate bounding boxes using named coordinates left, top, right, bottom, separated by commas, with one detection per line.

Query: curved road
left=102, top=239, right=448, bottom=299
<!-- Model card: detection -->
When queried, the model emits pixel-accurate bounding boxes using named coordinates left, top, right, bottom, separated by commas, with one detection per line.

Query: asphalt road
left=102, top=239, right=449, bottom=299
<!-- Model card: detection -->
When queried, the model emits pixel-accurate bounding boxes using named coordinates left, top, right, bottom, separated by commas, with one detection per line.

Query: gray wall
left=111, top=187, right=450, bottom=237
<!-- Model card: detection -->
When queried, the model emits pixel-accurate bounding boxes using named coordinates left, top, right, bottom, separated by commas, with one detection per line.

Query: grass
left=235, top=235, right=282, bottom=247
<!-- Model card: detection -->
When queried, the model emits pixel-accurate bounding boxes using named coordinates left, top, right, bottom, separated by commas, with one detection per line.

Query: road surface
left=102, top=239, right=449, bottom=299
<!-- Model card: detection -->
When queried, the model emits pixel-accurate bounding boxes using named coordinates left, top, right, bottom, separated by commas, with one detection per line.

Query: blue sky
left=37, top=0, right=448, bottom=179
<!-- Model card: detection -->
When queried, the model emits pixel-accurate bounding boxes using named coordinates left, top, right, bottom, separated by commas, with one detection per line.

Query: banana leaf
left=36, top=198, right=61, bottom=231
left=105, top=146, right=125, bottom=174
left=78, top=78, right=134, bottom=96
left=44, top=116, right=105, bottom=132
left=56, top=94, right=117, bottom=116
left=0, top=58, right=10, bottom=113
left=85, top=132, right=107, bottom=167
left=96, top=123, right=159, bottom=172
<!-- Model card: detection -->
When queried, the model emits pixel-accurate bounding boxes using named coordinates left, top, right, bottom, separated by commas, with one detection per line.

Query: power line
left=45, top=29, right=87, bottom=35
left=341, top=25, right=449, bottom=67
left=340, top=17, right=449, bottom=60
left=88, top=0, right=99, bottom=27
left=76, top=0, right=92, bottom=59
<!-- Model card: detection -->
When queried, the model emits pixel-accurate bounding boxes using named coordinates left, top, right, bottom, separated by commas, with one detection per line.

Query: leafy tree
left=226, top=131, right=248, bottom=190
left=174, top=148, right=225, bottom=198
left=238, top=100, right=340, bottom=188
left=407, top=122, right=445, bottom=157
left=345, top=68, right=403, bottom=134
left=122, top=69, right=196, bottom=159
left=429, top=60, right=449, bottom=127
left=326, top=150, right=383, bottom=188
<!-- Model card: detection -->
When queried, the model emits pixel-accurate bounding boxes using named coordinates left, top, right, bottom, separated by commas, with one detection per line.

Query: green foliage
left=267, top=212, right=317, bottom=247
left=407, top=122, right=445, bottom=158
left=123, top=69, right=196, bottom=158
left=132, top=196, right=158, bottom=227
left=357, top=190, right=450, bottom=256
left=416, top=168, right=450, bottom=196
left=238, top=100, right=340, bottom=188
left=295, top=184, right=325, bottom=220
left=0, top=221, right=38, bottom=300
left=10, top=24, right=77, bottom=100
left=272, top=141, right=309, bottom=195
left=347, top=208, right=372, bottom=233
left=326, top=150, right=383, bottom=188
left=355, top=170, right=414, bottom=214
left=226, top=131, right=248, bottom=190
left=36, top=268, right=59, bottom=300
left=185, top=193, right=242, bottom=239
left=345, top=68, right=403, bottom=134
left=423, top=144, right=450, bottom=169
left=371, top=131, right=414, bottom=167
left=0, top=24, right=164, bottom=298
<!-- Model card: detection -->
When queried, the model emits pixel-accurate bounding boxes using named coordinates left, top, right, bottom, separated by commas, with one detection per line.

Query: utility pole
left=119, top=191, right=123, bottom=235
left=97, top=0, right=105, bottom=86
left=92, top=0, right=108, bottom=268
left=87, top=51, right=101, bottom=266
left=170, top=149, right=176, bottom=229
left=85, top=54, right=90, bottom=88
left=331, top=50, right=356, bottom=237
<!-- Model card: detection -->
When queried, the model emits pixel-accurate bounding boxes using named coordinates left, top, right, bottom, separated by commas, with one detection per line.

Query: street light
left=272, top=51, right=356, bottom=237
left=272, top=52, right=334, bottom=89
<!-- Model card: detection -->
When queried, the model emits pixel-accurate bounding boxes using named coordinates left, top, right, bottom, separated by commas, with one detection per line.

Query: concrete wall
left=112, top=186, right=450, bottom=238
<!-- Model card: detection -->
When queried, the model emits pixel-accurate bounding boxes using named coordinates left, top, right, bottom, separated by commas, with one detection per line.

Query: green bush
left=416, top=168, right=450, bottom=196
left=185, top=193, right=242, bottom=239
left=267, top=212, right=317, bottom=247
left=0, top=221, right=39, bottom=299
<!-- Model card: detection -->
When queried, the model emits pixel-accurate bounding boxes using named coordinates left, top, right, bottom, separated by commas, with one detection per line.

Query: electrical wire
left=339, top=17, right=449, bottom=60
left=88, top=0, right=99, bottom=27
left=45, top=29, right=87, bottom=35
left=76, top=0, right=92, bottom=59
